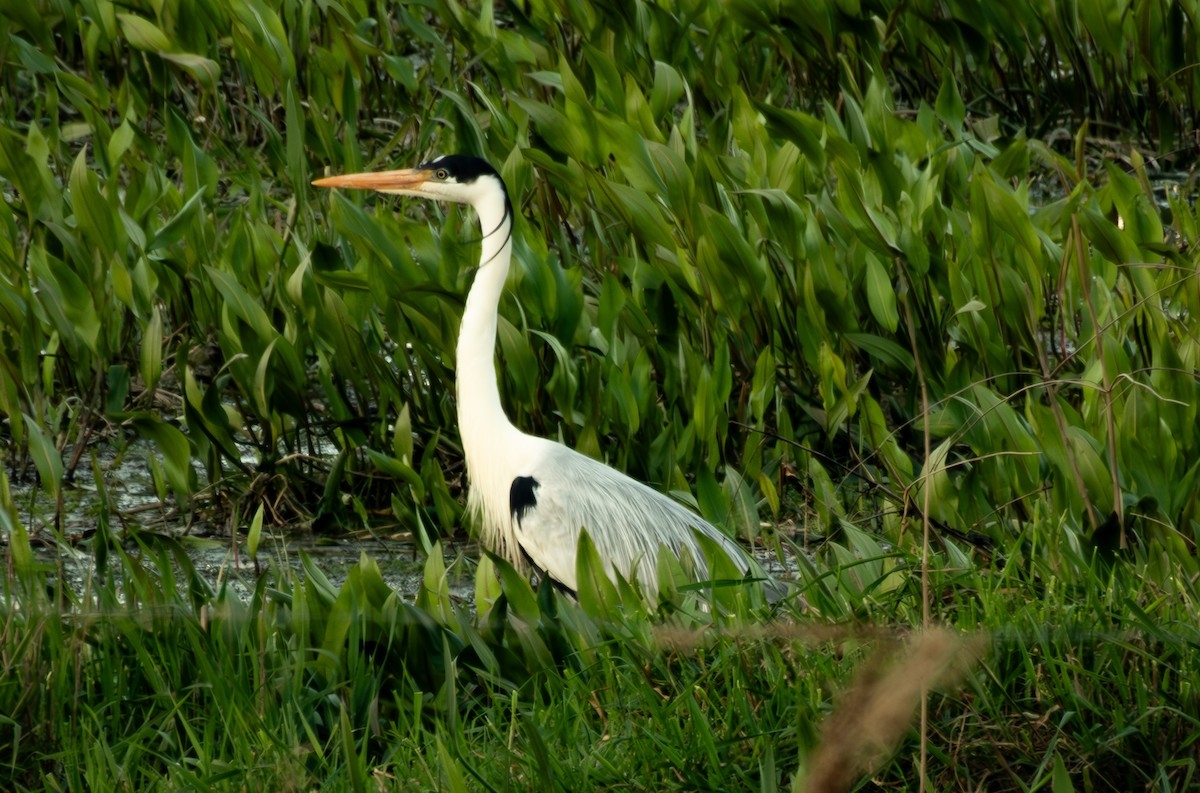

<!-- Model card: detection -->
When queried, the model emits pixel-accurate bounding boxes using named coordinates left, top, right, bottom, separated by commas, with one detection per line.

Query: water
left=5, top=438, right=477, bottom=603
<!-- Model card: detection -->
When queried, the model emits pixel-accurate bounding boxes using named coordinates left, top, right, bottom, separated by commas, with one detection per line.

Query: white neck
left=455, top=185, right=521, bottom=529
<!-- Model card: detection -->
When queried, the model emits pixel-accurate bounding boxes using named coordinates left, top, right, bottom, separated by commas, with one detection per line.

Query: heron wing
left=510, top=442, right=752, bottom=593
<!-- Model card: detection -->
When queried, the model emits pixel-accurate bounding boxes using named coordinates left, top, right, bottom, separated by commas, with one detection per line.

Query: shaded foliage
left=1, top=0, right=1198, bottom=561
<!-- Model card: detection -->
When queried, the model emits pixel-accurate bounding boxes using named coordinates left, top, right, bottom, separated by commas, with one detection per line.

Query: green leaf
left=1077, top=0, right=1128, bottom=56
left=935, top=69, right=965, bottom=131
left=650, top=61, right=685, bottom=119
left=575, top=530, right=620, bottom=620
left=2, top=504, right=34, bottom=580
left=247, top=502, right=264, bottom=560
left=228, top=0, right=296, bottom=89
left=0, top=126, right=51, bottom=220
left=106, top=118, right=136, bottom=169
left=365, top=448, right=425, bottom=497
left=1079, top=207, right=1140, bottom=264
left=979, top=177, right=1041, bottom=262
left=863, top=253, right=899, bottom=332
left=285, top=80, right=306, bottom=189
left=419, top=542, right=454, bottom=623
left=512, top=97, right=584, bottom=160
left=69, top=147, right=120, bottom=256
left=140, top=306, right=163, bottom=394
left=393, top=403, right=414, bottom=464
left=129, top=414, right=194, bottom=507
left=252, top=336, right=277, bottom=418
left=754, top=101, right=826, bottom=166
left=1051, top=753, right=1076, bottom=793
left=159, top=52, right=221, bottom=89
left=117, top=12, right=171, bottom=52
left=749, top=347, right=776, bottom=423
left=490, top=553, right=540, bottom=622
left=148, top=188, right=206, bottom=252
left=22, top=415, right=63, bottom=502
left=722, top=466, right=758, bottom=542
left=844, top=332, right=914, bottom=372
left=31, top=248, right=102, bottom=356
left=473, top=554, right=502, bottom=619
left=205, top=266, right=274, bottom=339
left=105, top=365, right=130, bottom=415
left=593, top=178, right=675, bottom=250
left=0, top=0, right=48, bottom=43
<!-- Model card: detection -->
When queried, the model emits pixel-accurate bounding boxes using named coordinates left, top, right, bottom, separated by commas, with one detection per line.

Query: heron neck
left=456, top=194, right=518, bottom=463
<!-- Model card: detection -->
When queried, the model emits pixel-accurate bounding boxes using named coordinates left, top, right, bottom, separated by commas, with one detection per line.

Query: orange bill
left=311, top=168, right=430, bottom=190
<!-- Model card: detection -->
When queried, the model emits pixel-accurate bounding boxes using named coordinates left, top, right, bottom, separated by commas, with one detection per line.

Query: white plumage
left=315, top=155, right=773, bottom=597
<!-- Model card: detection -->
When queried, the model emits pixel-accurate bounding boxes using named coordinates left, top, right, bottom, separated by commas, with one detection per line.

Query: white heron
left=314, top=154, right=777, bottom=599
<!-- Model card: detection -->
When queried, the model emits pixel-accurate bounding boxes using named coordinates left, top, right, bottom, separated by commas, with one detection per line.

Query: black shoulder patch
left=509, top=475, right=539, bottom=526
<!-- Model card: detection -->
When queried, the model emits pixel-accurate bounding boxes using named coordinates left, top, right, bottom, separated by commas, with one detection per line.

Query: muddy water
left=7, top=440, right=478, bottom=603
left=8, top=437, right=795, bottom=604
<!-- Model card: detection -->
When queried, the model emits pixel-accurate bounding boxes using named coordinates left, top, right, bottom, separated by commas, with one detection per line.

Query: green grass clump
left=2, top=524, right=1197, bottom=791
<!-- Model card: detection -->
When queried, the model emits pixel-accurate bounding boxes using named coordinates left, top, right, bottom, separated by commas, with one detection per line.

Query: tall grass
left=3, top=521, right=1197, bottom=790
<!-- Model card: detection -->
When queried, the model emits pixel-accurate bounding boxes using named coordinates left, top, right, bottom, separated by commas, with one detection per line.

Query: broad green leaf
left=512, top=97, right=584, bottom=160
left=473, top=554, right=502, bottom=618
left=1051, top=753, right=1076, bottom=793
left=749, top=347, right=776, bottom=423
left=140, top=306, right=163, bottom=394
left=1078, top=0, right=1128, bottom=56
left=31, top=248, right=102, bottom=356
left=419, top=542, right=454, bottom=623
left=489, top=553, right=540, bottom=622
left=22, top=415, right=63, bottom=501
left=205, top=266, right=274, bottom=339
left=228, top=0, right=296, bottom=89
left=365, top=448, right=425, bottom=497
left=593, top=178, right=675, bottom=250
left=754, top=101, right=826, bottom=166
left=1067, top=427, right=1115, bottom=519
left=722, top=466, right=758, bottom=542
left=0, top=126, right=54, bottom=219
left=863, top=253, right=899, bottom=332
left=393, top=402, right=414, bottom=464
left=106, top=119, right=136, bottom=169
left=129, top=414, right=194, bottom=507
left=0, top=0, right=48, bottom=42
left=252, top=337, right=277, bottom=418
left=935, top=69, right=965, bottom=131
left=575, top=530, right=620, bottom=619
left=247, top=502, right=264, bottom=559
left=148, top=188, right=206, bottom=252
left=844, top=332, right=914, bottom=372
left=69, top=148, right=120, bottom=256
left=105, top=365, right=130, bottom=415
left=285, top=80, right=306, bottom=189
left=159, top=52, right=221, bottom=89
left=979, top=177, right=1041, bottom=262
left=117, top=12, right=171, bottom=52
left=650, top=61, right=685, bottom=119
left=1079, top=208, right=1139, bottom=264
left=2, top=502, right=34, bottom=580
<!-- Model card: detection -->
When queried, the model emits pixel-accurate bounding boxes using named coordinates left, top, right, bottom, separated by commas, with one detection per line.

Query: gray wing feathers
left=513, top=444, right=753, bottom=592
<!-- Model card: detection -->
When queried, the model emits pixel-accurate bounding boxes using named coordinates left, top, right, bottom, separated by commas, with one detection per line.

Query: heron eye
left=435, top=168, right=449, bottom=180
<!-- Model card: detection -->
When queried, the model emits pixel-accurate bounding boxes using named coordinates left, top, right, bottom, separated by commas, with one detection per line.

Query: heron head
left=312, top=154, right=503, bottom=206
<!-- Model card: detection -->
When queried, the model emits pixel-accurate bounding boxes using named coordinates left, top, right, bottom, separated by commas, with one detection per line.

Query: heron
left=314, top=154, right=776, bottom=599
